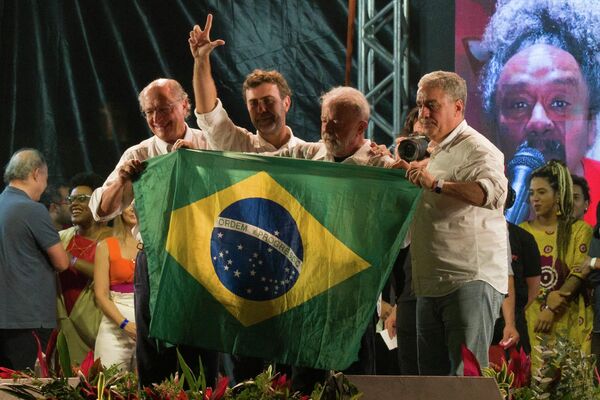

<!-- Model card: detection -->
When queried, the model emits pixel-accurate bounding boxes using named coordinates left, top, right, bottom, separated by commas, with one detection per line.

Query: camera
left=397, top=135, right=430, bottom=162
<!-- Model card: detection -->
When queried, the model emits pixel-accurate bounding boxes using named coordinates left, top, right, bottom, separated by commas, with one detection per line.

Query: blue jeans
left=416, top=280, right=503, bottom=375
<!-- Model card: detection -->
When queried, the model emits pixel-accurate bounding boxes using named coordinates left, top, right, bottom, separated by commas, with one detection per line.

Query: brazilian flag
left=133, top=149, right=420, bottom=370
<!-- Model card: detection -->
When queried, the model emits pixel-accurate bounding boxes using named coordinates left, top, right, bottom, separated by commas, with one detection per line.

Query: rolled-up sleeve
left=89, top=150, right=137, bottom=222
left=460, top=141, right=507, bottom=210
left=195, top=99, right=256, bottom=152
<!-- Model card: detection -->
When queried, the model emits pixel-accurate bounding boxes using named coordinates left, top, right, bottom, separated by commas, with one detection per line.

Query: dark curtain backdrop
left=0, top=0, right=354, bottom=184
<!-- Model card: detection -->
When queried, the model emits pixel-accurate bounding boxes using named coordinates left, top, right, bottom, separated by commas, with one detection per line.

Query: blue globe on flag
left=210, top=197, right=304, bottom=301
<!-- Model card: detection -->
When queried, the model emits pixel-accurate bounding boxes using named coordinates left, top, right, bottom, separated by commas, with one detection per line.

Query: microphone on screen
left=505, top=142, right=545, bottom=224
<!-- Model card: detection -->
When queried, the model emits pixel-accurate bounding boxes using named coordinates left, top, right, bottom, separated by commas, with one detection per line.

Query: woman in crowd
left=94, top=205, right=138, bottom=371
left=58, top=172, right=111, bottom=365
left=520, top=160, right=593, bottom=371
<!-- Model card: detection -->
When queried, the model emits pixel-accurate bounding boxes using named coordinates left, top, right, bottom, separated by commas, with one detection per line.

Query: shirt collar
left=255, top=126, right=295, bottom=151
left=430, top=119, right=467, bottom=155
left=154, top=124, right=193, bottom=153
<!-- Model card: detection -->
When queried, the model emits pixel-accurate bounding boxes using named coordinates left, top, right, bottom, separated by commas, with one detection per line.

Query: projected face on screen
left=456, top=0, right=600, bottom=225
left=495, top=43, right=595, bottom=175
left=474, top=1, right=600, bottom=174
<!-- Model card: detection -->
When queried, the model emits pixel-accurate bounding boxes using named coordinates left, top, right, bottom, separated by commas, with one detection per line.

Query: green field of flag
left=133, top=149, right=420, bottom=370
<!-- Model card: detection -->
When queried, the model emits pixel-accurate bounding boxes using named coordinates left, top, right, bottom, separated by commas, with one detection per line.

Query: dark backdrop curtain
left=0, top=0, right=354, bottom=184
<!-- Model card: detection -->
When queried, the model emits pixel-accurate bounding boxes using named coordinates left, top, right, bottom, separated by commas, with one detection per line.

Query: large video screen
left=455, top=0, right=599, bottom=226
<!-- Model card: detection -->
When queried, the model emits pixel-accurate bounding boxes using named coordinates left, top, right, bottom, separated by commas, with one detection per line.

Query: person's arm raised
left=189, top=14, right=225, bottom=114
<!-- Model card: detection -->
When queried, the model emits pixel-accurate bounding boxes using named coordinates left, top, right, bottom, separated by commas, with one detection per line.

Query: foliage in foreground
left=0, top=343, right=362, bottom=400
left=463, top=334, right=600, bottom=400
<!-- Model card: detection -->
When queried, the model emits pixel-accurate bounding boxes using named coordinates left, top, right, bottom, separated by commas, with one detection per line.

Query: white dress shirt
left=410, top=120, right=509, bottom=296
left=273, top=140, right=396, bottom=167
left=195, top=99, right=305, bottom=153
left=89, top=125, right=208, bottom=222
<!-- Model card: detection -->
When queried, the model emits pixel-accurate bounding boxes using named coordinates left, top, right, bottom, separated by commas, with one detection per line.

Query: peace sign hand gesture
left=189, top=14, right=225, bottom=60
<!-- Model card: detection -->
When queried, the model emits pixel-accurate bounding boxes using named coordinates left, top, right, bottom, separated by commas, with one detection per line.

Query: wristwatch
left=433, top=179, right=445, bottom=194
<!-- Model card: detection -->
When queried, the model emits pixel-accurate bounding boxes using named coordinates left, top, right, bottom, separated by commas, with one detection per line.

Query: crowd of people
left=1, top=3, right=600, bottom=393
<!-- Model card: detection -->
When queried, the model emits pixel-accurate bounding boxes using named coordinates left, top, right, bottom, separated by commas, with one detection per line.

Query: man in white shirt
left=276, top=86, right=395, bottom=168
left=399, top=71, right=508, bottom=375
left=89, top=78, right=217, bottom=388
left=189, top=14, right=305, bottom=153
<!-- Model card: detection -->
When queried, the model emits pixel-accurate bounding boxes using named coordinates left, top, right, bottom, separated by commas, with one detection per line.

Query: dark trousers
left=134, top=250, right=218, bottom=387
left=0, top=328, right=52, bottom=370
left=396, top=300, right=419, bottom=375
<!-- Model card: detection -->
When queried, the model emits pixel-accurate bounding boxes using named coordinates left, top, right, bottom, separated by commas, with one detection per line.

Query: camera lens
left=398, top=136, right=429, bottom=162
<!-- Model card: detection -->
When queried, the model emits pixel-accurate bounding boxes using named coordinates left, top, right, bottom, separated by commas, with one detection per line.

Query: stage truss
left=357, top=0, right=410, bottom=140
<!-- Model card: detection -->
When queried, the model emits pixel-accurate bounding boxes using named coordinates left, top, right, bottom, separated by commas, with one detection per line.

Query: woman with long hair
left=520, top=160, right=593, bottom=371
left=93, top=206, right=138, bottom=370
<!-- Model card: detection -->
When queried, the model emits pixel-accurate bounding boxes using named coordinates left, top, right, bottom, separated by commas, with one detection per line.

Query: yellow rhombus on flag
left=165, top=171, right=371, bottom=327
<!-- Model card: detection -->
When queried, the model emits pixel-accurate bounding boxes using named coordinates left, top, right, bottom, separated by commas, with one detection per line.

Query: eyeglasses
left=66, top=194, right=91, bottom=204
left=141, top=100, right=181, bottom=119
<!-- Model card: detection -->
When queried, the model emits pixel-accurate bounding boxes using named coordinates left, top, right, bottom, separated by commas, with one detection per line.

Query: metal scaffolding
left=357, top=0, right=410, bottom=140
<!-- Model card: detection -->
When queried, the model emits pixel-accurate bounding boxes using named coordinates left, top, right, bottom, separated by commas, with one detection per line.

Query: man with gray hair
left=89, top=78, right=217, bottom=387
left=0, top=149, right=69, bottom=370
left=278, top=86, right=393, bottom=166
left=479, top=0, right=600, bottom=226
left=398, top=71, right=508, bottom=375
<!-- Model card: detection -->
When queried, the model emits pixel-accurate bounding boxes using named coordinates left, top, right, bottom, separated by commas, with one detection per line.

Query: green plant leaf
left=55, top=330, right=72, bottom=378
left=176, top=347, right=198, bottom=392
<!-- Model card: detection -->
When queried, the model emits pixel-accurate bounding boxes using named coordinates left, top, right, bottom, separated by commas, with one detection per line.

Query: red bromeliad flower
left=175, top=390, right=189, bottom=400
left=507, top=346, right=530, bottom=388
left=202, top=376, right=229, bottom=400
left=212, top=376, right=229, bottom=399
left=79, top=350, right=95, bottom=379
left=0, top=367, right=28, bottom=379
left=31, top=331, right=49, bottom=378
left=461, top=344, right=482, bottom=376
left=488, top=344, right=506, bottom=371
left=144, top=387, right=161, bottom=400
left=271, top=373, right=291, bottom=391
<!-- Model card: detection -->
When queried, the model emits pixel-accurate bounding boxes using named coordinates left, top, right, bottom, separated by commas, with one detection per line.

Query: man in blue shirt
left=0, top=148, right=69, bottom=370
